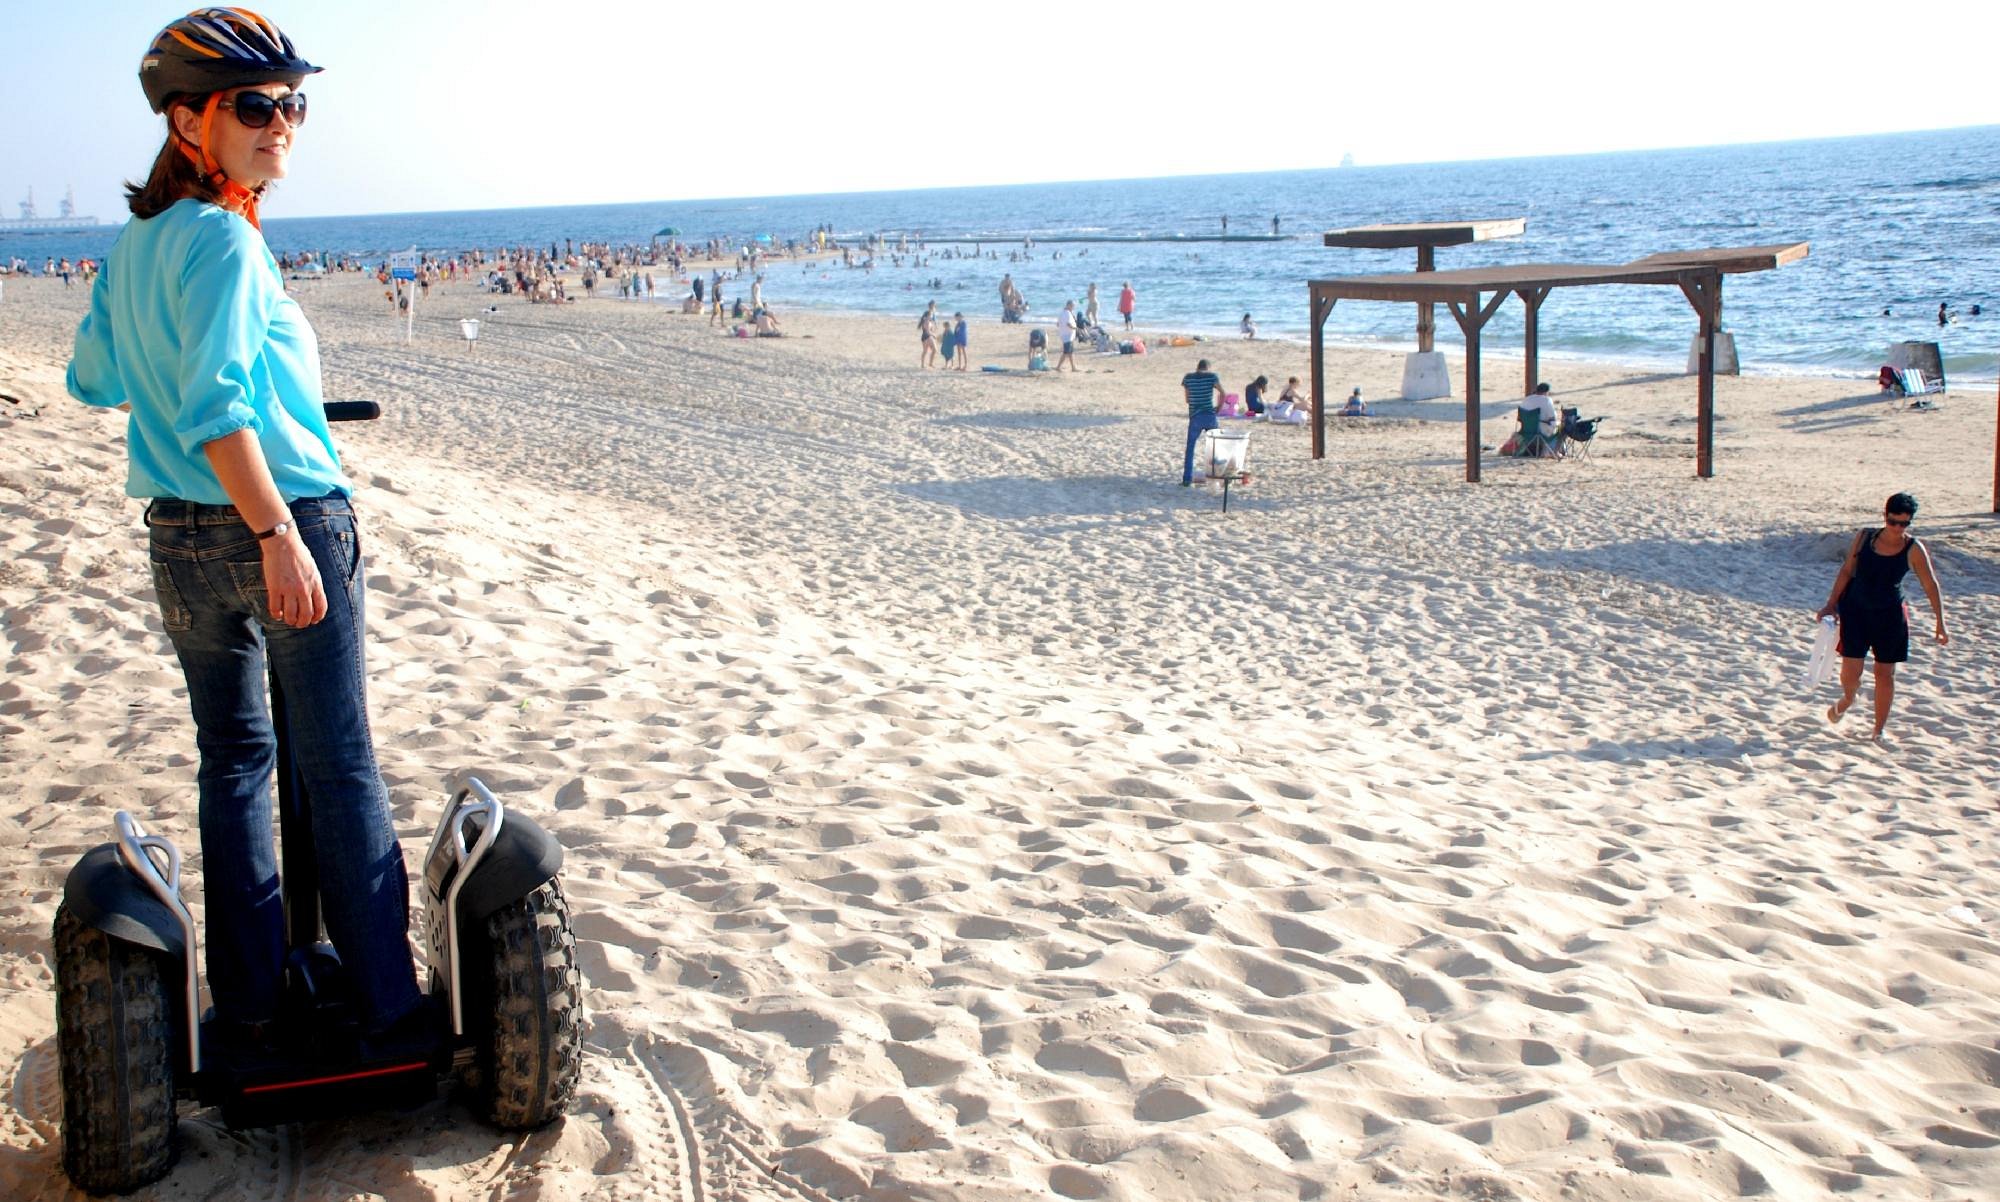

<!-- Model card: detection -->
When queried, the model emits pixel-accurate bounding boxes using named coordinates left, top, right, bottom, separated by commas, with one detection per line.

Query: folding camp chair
left=1514, top=409, right=1557, bottom=458
left=1559, top=406, right=1604, bottom=462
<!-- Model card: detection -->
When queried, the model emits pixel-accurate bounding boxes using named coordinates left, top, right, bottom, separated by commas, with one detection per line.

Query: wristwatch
left=255, top=520, right=292, bottom=541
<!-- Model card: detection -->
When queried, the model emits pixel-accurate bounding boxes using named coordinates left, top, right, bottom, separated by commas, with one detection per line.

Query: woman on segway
left=68, top=9, right=426, bottom=1056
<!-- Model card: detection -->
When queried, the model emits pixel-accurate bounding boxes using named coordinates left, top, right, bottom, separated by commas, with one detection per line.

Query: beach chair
left=1513, top=409, right=1557, bottom=459
left=1898, top=367, right=1945, bottom=406
left=1559, top=406, right=1604, bottom=462
left=1887, top=341, right=1946, bottom=398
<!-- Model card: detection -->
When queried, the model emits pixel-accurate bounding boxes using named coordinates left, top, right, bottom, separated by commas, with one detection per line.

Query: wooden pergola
left=1306, top=243, right=1808, bottom=482
left=1322, top=219, right=1527, bottom=353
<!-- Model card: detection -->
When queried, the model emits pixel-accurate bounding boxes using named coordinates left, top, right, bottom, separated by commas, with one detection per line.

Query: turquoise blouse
left=68, top=198, right=349, bottom=503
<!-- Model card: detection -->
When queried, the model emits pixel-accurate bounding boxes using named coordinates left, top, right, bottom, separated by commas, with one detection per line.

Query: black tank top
left=1848, top=528, right=1911, bottom=610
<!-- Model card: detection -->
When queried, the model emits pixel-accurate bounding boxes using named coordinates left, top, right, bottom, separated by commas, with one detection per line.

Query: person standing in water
left=1815, top=492, right=1950, bottom=740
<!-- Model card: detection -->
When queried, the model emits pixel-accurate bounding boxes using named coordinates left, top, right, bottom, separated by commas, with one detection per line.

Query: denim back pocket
left=225, top=560, right=281, bottom=630
left=148, top=557, right=193, bottom=633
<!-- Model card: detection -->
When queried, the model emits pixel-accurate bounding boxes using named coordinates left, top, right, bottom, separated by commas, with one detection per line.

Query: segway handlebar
left=323, top=401, right=381, bottom=422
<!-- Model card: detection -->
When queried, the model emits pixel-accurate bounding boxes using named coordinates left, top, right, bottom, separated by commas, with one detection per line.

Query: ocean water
left=9, top=126, right=1996, bottom=380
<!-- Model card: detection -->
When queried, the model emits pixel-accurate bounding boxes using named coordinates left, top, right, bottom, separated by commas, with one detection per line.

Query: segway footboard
left=421, top=777, right=582, bottom=1129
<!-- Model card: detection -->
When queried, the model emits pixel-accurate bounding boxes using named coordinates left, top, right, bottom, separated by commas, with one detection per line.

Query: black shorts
left=1838, top=603, right=1909, bottom=663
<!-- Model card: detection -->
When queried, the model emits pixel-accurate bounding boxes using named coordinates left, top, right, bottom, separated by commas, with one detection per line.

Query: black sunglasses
left=1884, top=515, right=1912, bottom=527
left=220, top=91, right=307, bottom=129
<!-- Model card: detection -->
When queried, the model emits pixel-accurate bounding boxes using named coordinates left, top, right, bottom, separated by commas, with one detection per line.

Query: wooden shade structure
left=1322, top=219, right=1526, bottom=353
left=1306, top=243, right=1808, bottom=482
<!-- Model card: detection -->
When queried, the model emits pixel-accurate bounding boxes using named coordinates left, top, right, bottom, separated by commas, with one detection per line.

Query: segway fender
left=457, top=811, right=563, bottom=924
left=60, top=844, right=188, bottom=958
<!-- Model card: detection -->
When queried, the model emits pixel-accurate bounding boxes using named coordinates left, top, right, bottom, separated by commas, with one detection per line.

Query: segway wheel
left=53, top=905, right=177, bottom=1194
left=467, top=880, right=583, bottom=1129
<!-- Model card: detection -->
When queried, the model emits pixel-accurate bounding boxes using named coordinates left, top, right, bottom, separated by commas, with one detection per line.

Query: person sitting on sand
left=754, top=307, right=783, bottom=336
left=1268, top=393, right=1308, bottom=425
left=1340, top=387, right=1368, bottom=417
left=1244, top=375, right=1268, bottom=418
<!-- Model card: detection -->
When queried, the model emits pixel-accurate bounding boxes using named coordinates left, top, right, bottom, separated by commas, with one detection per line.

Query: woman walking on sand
left=1815, top=492, right=1950, bottom=740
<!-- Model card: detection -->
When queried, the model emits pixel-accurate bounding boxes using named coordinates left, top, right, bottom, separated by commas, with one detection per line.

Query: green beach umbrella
left=655, top=226, right=681, bottom=237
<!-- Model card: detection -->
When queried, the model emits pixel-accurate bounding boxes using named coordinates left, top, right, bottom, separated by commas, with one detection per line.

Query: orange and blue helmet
left=138, top=8, right=320, bottom=113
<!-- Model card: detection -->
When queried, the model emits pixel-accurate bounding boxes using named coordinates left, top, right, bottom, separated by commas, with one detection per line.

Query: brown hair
left=124, top=96, right=274, bottom=220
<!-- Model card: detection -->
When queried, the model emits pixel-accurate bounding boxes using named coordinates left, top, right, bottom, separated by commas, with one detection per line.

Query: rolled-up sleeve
left=173, top=219, right=278, bottom=452
left=66, top=262, right=123, bottom=408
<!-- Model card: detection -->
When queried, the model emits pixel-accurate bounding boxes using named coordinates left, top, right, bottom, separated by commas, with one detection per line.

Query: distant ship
left=0, top=187, right=102, bottom=232
left=1339, top=152, right=1356, bottom=169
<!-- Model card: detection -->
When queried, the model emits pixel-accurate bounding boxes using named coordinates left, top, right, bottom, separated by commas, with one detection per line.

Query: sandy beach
left=2, top=269, right=1997, bottom=1201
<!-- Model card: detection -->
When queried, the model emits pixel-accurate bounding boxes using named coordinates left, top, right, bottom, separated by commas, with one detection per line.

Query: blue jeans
left=145, top=494, right=420, bottom=1030
left=1182, top=411, right=1220, bottom=484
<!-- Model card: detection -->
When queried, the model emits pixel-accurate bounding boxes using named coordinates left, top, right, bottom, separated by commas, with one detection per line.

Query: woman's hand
left=1935, top=621, right=1950, bottom=647
left=1813, top=604, right=1836, bottom=621
left=261, top=531, right=327, bottom=627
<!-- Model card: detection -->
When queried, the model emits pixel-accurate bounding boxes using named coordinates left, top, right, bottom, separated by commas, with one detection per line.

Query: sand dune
left=2, top=271, right=1997, bottom=1200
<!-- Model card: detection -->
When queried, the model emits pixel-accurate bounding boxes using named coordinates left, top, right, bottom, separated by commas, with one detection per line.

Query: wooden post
left=1416, top=244, right=1436, bottom=353
left=1464, top=304, right=1481, bottom=483
left=1697, top=272, right=1718, bottom=478
left=1518, top=286, right=1550, bottom=399
left=1449, top=290, right=1512, bottom=484
left=1677, top=271, right=1721, bottom=479
left=1310, top=289, right=1334, bottom=461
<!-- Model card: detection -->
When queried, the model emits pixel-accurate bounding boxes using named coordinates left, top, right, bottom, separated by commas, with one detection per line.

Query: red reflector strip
left=240, top=1061, right=431, bottom=1094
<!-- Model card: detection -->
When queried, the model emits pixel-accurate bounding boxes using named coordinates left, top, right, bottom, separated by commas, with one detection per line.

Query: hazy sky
left=6, top=0, right=1997, bottom=221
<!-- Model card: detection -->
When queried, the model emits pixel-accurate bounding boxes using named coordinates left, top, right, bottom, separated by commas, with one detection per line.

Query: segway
left=53, top=402, right=583, bottom=1194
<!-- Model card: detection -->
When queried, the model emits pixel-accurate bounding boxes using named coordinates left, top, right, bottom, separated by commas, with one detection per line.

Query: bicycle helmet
left=138, top=9, right=319, bottom=228
left=138, top=8, right=320, bottom=114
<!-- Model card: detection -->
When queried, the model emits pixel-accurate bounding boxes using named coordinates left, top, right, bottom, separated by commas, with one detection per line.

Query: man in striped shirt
left=1181, top=359, right=1222, bottom=486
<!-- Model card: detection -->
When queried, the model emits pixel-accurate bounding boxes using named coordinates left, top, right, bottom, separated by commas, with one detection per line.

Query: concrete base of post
left=1400, top=351, right=1452, bottom=400
left=1686, top=331, right=1739, bottom=375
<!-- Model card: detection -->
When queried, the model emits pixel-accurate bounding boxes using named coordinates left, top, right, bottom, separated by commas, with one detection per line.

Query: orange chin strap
left=175, top=93, right=264, bottom=229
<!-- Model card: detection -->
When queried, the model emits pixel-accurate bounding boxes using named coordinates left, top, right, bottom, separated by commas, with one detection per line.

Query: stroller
left=1558, top=406, right=1605, bottom=461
